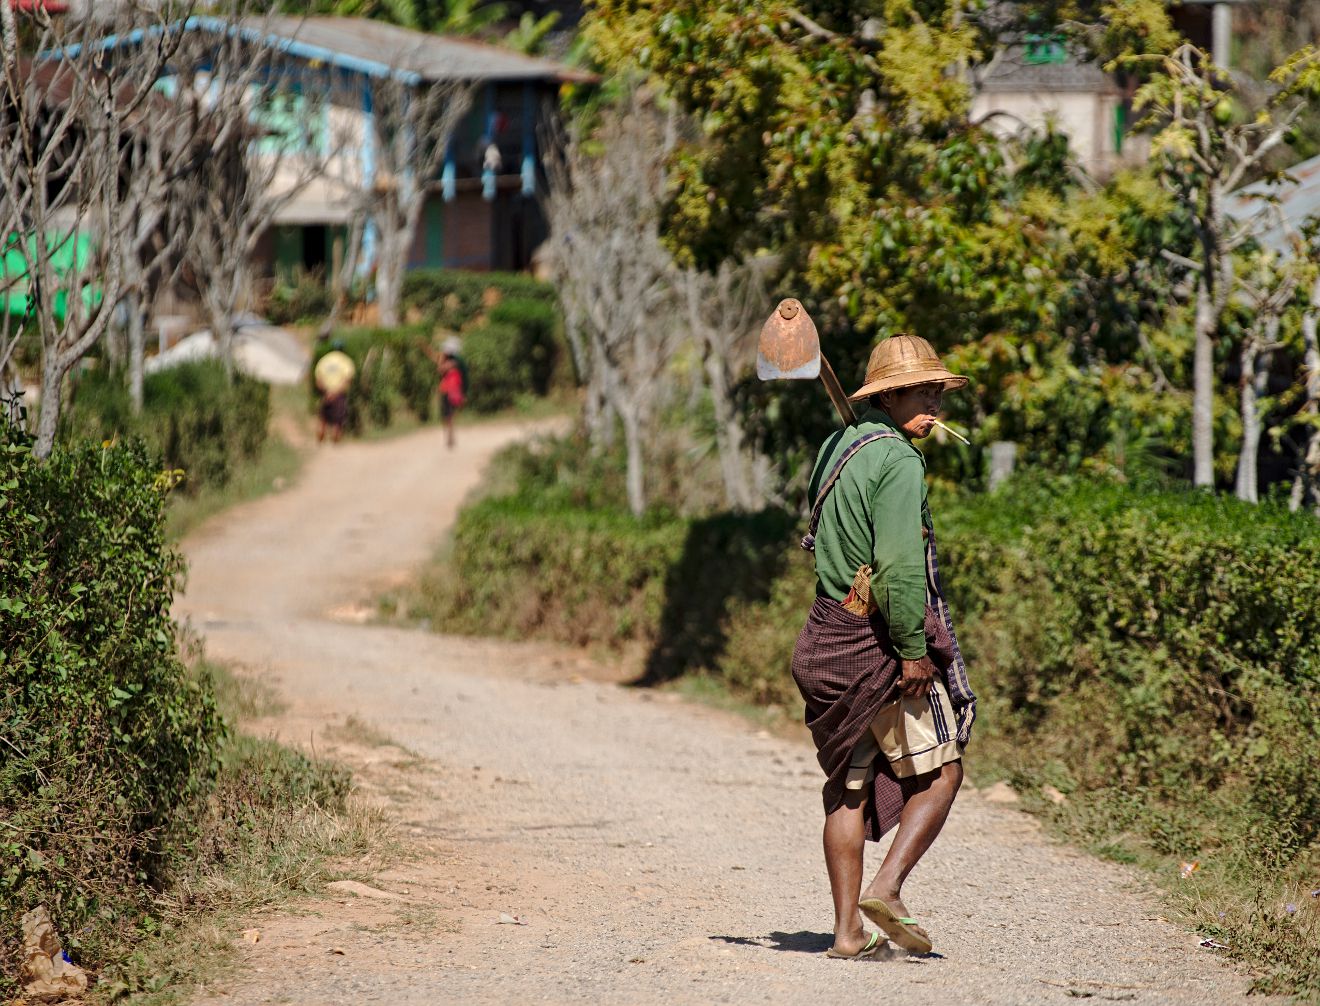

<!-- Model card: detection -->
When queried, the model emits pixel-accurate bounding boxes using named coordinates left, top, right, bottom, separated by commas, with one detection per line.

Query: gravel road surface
left=178, top=420, right=1264, bottom=1005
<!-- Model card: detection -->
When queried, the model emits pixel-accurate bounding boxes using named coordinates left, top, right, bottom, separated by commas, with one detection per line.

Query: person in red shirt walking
left=435, top=335, right=466, bottom=449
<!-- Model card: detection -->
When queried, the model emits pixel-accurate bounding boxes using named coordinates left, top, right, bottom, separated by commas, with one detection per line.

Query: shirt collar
left=858, top=404, right=911, bottom=443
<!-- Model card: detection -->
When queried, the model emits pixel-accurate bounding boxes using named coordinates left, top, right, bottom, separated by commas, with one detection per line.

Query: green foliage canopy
left=586, top=0, right=1203, bottom=485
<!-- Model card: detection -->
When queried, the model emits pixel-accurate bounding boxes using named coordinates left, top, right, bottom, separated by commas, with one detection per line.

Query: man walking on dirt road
left=791, top=334, right=976, bottom=960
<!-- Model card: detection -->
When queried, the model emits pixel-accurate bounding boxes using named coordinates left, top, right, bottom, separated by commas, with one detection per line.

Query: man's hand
left=899, top=656, right=936, bottom=698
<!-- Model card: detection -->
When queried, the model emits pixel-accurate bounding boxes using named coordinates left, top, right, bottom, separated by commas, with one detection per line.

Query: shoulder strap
left=801, top=430, right=904, bottom=552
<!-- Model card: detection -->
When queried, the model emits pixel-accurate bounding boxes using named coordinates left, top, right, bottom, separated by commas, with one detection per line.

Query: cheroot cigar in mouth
left=933, top=419, right=971, bottom=446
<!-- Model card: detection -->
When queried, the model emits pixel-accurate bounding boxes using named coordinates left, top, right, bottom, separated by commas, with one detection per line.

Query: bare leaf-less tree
left=180, top=9, right=349, bottom=370
left=317, top=207, right=368, bottom=337
left=115, top=67, right=212, bottom=414
left=545, top=93, right=681, bottom=517
left=0, top=0, right=26, bottom=416
left=0, top=1, right=201, bottom=457
left=1292, top=283, right=1320, bottom=513
left=1232, top=241, right=1307, bottom=503
left=1132, top=42, right=1320, bottom=488
left=364, top=70, right=474, bottom=328
left=675, top=257, right=777, bottom=511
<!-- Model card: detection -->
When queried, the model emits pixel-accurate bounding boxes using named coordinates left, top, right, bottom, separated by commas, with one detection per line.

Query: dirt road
left=179, top=421, right=1263, bottom=1005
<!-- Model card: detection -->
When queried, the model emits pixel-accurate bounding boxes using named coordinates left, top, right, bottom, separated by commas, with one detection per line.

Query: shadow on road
left=709, top=931, right=833, bottom=954
left=635, top=509, right=796, bottom=687
left=710, top=932, right=945, bottom=962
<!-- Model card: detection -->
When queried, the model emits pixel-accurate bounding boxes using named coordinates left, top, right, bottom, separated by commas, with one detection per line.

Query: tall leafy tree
left=585, top=0, right=1185, bottom=486
left=1128, top=41, right=1320, bottom=487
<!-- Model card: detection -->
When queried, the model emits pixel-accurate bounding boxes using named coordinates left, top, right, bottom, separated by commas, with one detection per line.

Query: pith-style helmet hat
left=847, top=334, right=968, bottom=401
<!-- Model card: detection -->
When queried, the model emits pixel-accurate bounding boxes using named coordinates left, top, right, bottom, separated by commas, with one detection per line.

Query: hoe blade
left=757, top=298, right=821, bottom=380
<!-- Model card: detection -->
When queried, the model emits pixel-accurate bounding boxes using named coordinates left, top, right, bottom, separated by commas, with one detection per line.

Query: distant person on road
left=314, top=340, right=355, bottom=444
left=433, top=335, right=466, bottom=449
left=791, top=335, right=976, bottom=960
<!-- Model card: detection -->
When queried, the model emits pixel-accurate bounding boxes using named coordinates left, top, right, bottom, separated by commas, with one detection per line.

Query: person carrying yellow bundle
left=314, top=341, right=355, bottom=444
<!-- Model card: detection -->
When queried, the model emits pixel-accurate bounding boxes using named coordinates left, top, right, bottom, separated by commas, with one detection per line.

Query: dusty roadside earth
left=177, top=421, right=1268, bottom=1005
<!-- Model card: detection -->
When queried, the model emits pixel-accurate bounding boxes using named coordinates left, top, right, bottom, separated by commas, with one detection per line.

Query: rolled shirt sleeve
left=869, top=454, right=928, bottom=660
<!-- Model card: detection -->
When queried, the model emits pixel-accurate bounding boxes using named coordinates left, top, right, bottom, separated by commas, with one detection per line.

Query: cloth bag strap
left=800, top=430, right=904, bottom=552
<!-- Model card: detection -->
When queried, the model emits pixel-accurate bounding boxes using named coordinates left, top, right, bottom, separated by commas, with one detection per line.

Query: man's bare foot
left=829, top=925, right=881, bottom=958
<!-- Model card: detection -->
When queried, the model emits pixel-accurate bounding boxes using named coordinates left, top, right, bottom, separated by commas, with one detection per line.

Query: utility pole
left=1181, top=0, right=1240, bottom=68
left=1212, top=2, right=1233, bottom=68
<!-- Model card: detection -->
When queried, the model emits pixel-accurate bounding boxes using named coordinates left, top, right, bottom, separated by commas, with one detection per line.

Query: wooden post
left=989, top=441, right=1018, bottom=491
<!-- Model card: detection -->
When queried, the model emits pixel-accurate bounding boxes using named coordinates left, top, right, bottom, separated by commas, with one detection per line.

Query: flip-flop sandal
left=824, top=931, right=885, bottom=960
left=858, top=898, right=933, bottom=954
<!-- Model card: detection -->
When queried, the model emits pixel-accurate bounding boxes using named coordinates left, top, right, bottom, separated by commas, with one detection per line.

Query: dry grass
left=88, top=661, right=394, bottom=1004
left=325, top=714, right=398, bottom=750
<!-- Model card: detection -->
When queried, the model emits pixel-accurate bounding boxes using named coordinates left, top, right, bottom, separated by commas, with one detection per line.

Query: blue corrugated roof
left=47, top=15, right=594, bottom=86
left=1225, top=153, right=1320, bottom=253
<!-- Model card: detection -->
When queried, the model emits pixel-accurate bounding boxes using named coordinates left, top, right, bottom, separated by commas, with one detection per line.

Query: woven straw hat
left=847, top=334, right=968, bottom=401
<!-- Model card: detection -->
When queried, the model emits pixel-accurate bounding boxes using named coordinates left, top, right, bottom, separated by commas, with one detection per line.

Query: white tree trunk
left=215, top=307, right=238, bottom=379
left=584, top=376, right=614, bottom=450
left=703, top=349, right=757, bottom=511
left=1192, top=271, right=1217, bottom=488
left=1291, top=303, right=1320, bottom=513
left=1234, top=338, right=1269, bottom=503
left=33, top=351, right=66, bottom=459
left=374, top=206, right=404, bottom=328
left=619, top=401, right=645, bottom=517
left=376, top=257, right=402, bottom=328
left=128, top=293, right=145, bottom=415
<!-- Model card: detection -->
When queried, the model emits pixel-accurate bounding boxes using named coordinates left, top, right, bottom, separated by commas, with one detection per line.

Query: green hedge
left=402, top=267, right=556, bottom=330
left=938, top=481, right=1320, bottom=995
left=938, top=480, right=1320, bottom=855
left=62, top=359, right=270, bottom=495
left=264, top=269, right=332, bottom=326
left=428, top=455, right=1320, bottom=856
left=399, top=269, right=572, bottom=410
left=484, top=296, right=562, bottom=396
left=0, top=422, right=224, bottom=990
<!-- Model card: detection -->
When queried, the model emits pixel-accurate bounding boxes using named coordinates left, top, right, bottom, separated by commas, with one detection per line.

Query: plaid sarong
left=926, top=527, right=975, bottom=746
left=792, top=429, right=977, bottom=839
left=792, top=596, right=962, bottom=841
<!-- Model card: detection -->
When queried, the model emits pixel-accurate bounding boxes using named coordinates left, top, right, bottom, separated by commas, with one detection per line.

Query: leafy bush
left=460, top=322, right=526, bottom=412
left=399, top=269, right=572, bottom=410
left=485, top=297, right=563, bottom=396
left=939, top=480, right=1320, bottom=851
left=61, top=359, right=270, bottom=495
left=0, top=422, right=224, bottom=991
left=402, top=268, right=556, bottom=330
left=322, top=306, right=568, bottom=425
left=264, top=270, right=333, bottom=325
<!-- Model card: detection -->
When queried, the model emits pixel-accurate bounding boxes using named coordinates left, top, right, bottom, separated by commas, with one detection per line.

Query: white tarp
left=145, top=323, right=307, bottom=385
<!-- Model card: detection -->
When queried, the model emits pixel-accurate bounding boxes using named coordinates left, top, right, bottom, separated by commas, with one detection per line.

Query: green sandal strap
left=897, top=918, right=919, bottom=926
left=863, top=931, right=881, bottom=951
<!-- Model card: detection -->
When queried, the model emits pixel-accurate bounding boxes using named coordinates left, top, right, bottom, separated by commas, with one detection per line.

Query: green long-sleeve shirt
left=807, top=407, right=930, bottom=660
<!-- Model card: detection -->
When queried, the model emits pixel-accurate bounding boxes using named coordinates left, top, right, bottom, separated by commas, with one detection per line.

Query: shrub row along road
left=179, top=422, right=1268, bottom=1005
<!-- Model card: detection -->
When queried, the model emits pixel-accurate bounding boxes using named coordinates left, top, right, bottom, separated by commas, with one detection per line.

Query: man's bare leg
left=823, top=787, right=872, bottom=955
left=860, top=759, right=963, bottom=935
